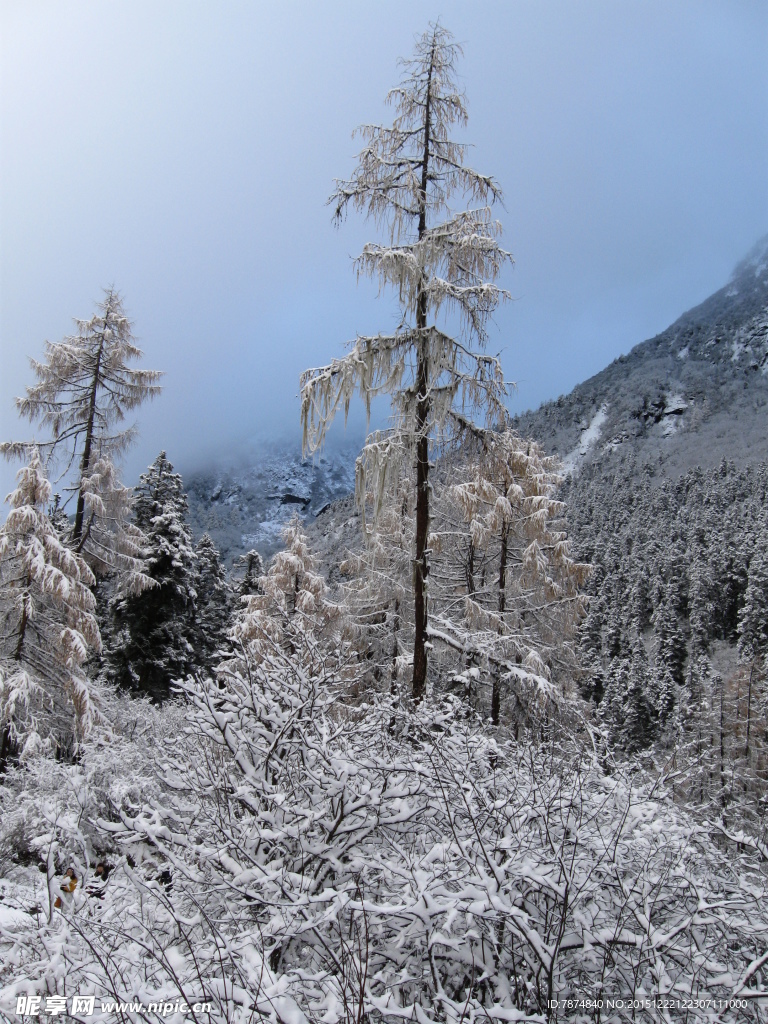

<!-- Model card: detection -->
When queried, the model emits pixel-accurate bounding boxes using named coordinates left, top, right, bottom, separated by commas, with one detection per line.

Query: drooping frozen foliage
left=438, top=428, right=589, bottom=725
left=1, top=290, right=161, bottom=582
left=0, top=451, right=100, bottom=762
left=336, top=434, right=588, bottom=730
left=220, top=516, right=347, bottom=693
left=301, top=24, right=512, bottom=700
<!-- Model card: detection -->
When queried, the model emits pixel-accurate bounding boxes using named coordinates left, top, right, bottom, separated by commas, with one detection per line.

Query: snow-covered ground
left=560, top=404, right=608, bottom=474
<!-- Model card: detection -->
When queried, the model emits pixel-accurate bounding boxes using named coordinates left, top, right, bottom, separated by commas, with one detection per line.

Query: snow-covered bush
left=3, top=651, right=764, bottom=1022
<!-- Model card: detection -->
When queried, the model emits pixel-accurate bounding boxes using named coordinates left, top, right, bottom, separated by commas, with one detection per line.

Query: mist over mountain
left=184, top=236, right=768, bottom=566
left=185, top=438, right=359, bottom=563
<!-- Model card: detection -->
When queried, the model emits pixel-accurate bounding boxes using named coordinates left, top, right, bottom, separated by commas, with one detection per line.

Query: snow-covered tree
left=231, top=548, right=264, bottom=598
left=192, top=533, right=231, bottom=671
left=337, top=469, right=415, bottom=697
left=220, top=516, right=346, bottom=690
left=442, top=429, right=589, bottom=724
left=301, top=24, right=512, bottom=700
left=1, top=291, right=161, bottom=580
left=106, top=453, right=197, bottom=700
left=738, top=525, right=768, bottom=663
left=0, top=451, right=100, bottom=762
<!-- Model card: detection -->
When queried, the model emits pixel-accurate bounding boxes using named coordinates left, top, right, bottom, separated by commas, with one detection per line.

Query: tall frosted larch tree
left=1, top=291, right=162, bottom=579
left=301, top=24, right=512, bottom=700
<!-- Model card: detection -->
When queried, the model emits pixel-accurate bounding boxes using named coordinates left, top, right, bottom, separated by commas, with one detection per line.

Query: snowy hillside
left=514, top=235, right=768, bottom=477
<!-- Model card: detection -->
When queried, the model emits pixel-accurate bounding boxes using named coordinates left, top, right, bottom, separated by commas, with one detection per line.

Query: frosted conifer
left=193, top=533, right=231, bottom=671
left=0, top=450, right=100, bottom=762
left=1, top=291, right=161, bottom=584
left=301, top=24, right=512, bottom=700
left=738, top=526, right=768, bottom=663
left=220, top=517, right=347, bottom=689
left=443, top=429, right=589, bottom=724
left=107, top=452, right=197, bottom=700
left=232, top=549, right=264, bottom=597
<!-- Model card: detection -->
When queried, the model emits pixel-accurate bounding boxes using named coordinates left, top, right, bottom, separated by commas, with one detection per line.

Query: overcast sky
left=1, top=0, right=767, bottom=501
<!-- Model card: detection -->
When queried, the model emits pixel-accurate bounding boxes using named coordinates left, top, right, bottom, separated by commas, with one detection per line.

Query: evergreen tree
left=578, top=595, right=605, bottom=703
left=602, top=656, right=632, bottom=747
left=232, top=549, right=264, bottom=598
left=738, top=527, right=768, bottom=663
left=688, top=551, right=714, bottom=657
left=0, top=450, right=100, bottom=762
left=443, top=429, right=588, bottom=724
left=602, top=632, right=654, bottom=753
left=220, top=516, right=349, bottom=690
left=107, top=453, right=197, bottom=701
left=604, top=598, right=626, bottom=660
left=301, top=24, right=512, bottom=700
left=193, top=533, right=231, bottom=672
left=653, top=593, right=687, bottom=687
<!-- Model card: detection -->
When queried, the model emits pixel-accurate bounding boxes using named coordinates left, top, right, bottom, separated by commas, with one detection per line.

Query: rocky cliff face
left=185, top=441, right=358, bottom=563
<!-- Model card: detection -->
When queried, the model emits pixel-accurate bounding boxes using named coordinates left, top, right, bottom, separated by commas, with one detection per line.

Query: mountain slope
left=184, top=239, right=768, bottom=563
left=513, top=236, right=768, bottom=477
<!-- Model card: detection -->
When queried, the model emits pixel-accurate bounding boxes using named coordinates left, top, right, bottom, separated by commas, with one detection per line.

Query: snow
left=663, top=393, right=687, bottom=416
left=0, top=902, right=35, bottom=928
left=188, top=442, right=358, bottom=562
left=663, top=417, right=680, bottom=437
left=677, top=344, right=689, bottom=359
left=561, top=404, right=608, bottom=474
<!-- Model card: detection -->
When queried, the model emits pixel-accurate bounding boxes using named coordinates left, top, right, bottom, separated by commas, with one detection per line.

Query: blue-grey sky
left=1, top=0, right=767, bottom=500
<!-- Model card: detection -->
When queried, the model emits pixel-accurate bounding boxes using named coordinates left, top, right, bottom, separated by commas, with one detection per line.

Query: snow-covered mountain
left=185, top=440, right=358, bottom=563
left=513, top=235, right=768, bottom=477
left=185, top=238, right=768, bottom=563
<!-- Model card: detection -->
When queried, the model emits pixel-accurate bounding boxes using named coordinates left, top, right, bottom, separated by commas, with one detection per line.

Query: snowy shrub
left=3, top=645, right=764, bottom=1023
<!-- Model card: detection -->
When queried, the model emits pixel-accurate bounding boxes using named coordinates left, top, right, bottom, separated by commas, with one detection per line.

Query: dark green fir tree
left=106, top=452, right=198, bottom=700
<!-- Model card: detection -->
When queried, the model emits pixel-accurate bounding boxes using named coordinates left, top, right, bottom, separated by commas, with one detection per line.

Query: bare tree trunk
left=745, top=662, right=754, bottom=760
left=13, top=581, right=30, bottom=662
left=411, top=37, right=435, bottom=703
left=0, top=725, right=14, bottom=775
left=465, top=540, right=476, bottom=598
left=491, top=521, right=509, bottom=727
left=412, top=352, right=429, bottom=702
left=719, top=673, right=727, bottom=822
left=389, top=599, right=401, bottom=733
left=391, top=599, right=400, bottom=693
left=73, top=330, right=105, bottom=546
